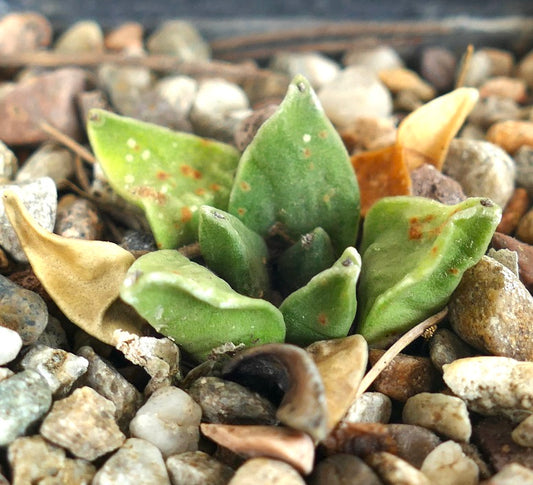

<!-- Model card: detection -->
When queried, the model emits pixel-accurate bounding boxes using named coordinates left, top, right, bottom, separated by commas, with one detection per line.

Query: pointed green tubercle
left=87, top=109, right=240, bottom=249
left=198, top=205, right=270, bottom=298
left=356, top=196, right=501, bottom=346
left=280, top=246, right=361, bottom=346
left=120, top=250, right=285, bottom=361
left=228, top=75, right=360, bottom=255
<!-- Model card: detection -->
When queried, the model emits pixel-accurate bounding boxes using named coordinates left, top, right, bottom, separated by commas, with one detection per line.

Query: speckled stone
left=429, top=328, right=476, bottom=372
left=514, top=146, right=533, bottom=197
left=309, top=454, right=382, bottom=485
left=16, top=142, right=75, bottom=185
left=443, top=356, right=533, bottom=422
left=147, top=20, right=210, bottom=61
left=0, top=274, right=48, bottom=345
left=8, top=435, right=95, bottom=485
left=120, top=229, right=157, bottom=252
left=228, top=458, right=306, bottom=485
left=0, top=141, right=17, bottom=181
left=35, top=315, right=68, bottom=349
left=0, top=326, right=22, bottom=365
left=410, top=163, right=467, bottom=205
left=421, top=441, right=479, bottom=485
left=20, top=344, right=88, bottom=397
left=511, top=414, right=533, bottom=447
left=442, top=139, right=515, bottom=208
left=40, top=386, right=125, bottom=460
left=55, top=194, right=104, bottom=240
left=468, top=96, right=521, bottom=129
left=366, top=452, right=430, bottom=485
left=77, top=345, right=143, bottom=432
left=129, top=385, right=202, bottom=457
left=487, top=249, right=519, bottom=277
left=342, top=392, right=392, bottom=424
left=93, top=438, right=171, bottom=485
left=403, top=393, right=471, bottom=442
left=166, top=451, right=235, bottom=485
left=54, top=20, right=104, bottom=54
left=448, top=256, right=533, bottom=361
left=0, top=370, right=52, bottom=446
left=188, top=376, right=277, bottom=425
left=0, top=177, right=57, bottom=262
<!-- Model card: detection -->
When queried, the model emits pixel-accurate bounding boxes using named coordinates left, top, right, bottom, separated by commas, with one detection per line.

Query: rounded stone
left=54, top=20, right=104, bottom=54
left=343, top=45, right=404, bottom=71
left=516, top=208, right=533, bottom=245
left=420, top=47, right=456, bottom=92
left=147, top=20, right=210, bottom=61
left=0, top=326, right=22, bottom=365
left=166, top=451, right=234, bottom=485
left=429, top=328, right=476, bottom=372
left=511, top=414, right=533, bottom=447
left=517, top=49, right=533, bottom=90
left=16, top=142, right=75, bottom=185
left=0, top=141, right=18, bottom=181
left=309, top=454, right=382, bottom=485
left=270, top=52, right=340, bottom=89
left=448, top=256, right=533, bottom=361
left=514, top=146, right=533, bottom=197
left=228, top=458, right=306, bottom=485
left=420, top=441, right=479, bottom=485
left=342, top=392, right=392, bottom=424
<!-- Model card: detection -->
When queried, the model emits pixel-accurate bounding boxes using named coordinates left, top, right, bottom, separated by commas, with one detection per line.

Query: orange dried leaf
left=351, top=145, right=411, bottom=216
left=397, top=87, right=479, bottom=171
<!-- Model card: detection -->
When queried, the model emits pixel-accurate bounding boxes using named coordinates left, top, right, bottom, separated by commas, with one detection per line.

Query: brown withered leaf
left=3, top=191, right=145, bottom=346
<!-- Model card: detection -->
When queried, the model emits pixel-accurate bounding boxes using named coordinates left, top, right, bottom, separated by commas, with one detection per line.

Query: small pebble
left=387, top=424, right=442, bottom=468
left=241, top=72, right=289, bottom=108
left=0, top=12, right=52, bottom=55
left=479, top=76, right=527, bottom=103
left=54, top=20, right=104, bottom=54
left=234, top=104, right=279, bottom=151
left=166, top=451, right=235, bottom=485
left=482, top=48, right=515, bottom=77
left=8, top=435, right=95, bottom=484
left=511, top=414, right=533, bottom=447
left=516, top=208, right=533, bottom=244
left=0, top=274, right=48, bottom=345
left=155, top=75, right=198, bottom=118
left=461, top=50, right=492, bottom=87
left=0, top=370, right=52, bottom=446
left=318, top=66, right=393, bottom=127
left=0, top=326, right=22, bottom=365
left=309, top=454, right=382, bottom=485
left=443, top=356, right=533, bottom=422
left=394, top=89, right=424, bottom=112
left=496, top=187, right=530, bottom=235
left=468, top=96, right=521, bottom=129
left=189, top=78, right=250, bottom=143
left=16, top=142, right=75, bottom=184
left=19, top=344, right=88, bottom=397
left=35, top=315, right=68, bottom=349
left=449, top=256, right=533, bottom=361
left=147, top=19, right=210, bottom=61
left=514, top=146, right=533, bottom=197
left=0, top=176, right=57, bottom=262
left=487, top=248, right=520, bottom=276
left=340, top=116, right=397, bottom=153
left=40, top=386, right=125, bottom=460
left=0, top=68, right=86, bottom=145
left=429, top=328, right=476, bottom=372
left=343, top=44, right=404, bottom=71
left=517, top=49, right=533, bottom=90
left=442, top=138, right=516, bottom=208
left=77, top=345, right=143, bottom=432
left=410, top=163, right=467, bottom=205
left=378, top=68, right=436, bottom=101
left=420, top=47, right=456, bottom=91
left=188, top=376, right=277, bottom=425
left=403, top=393, right=471, bottom=442
left=228, top=458, right=306, bottom=485
left=366, top=451, right=431, bottom=485
left=491, top=232, right=533, bottom=292
left=368, top=349, right=439, bottom=402
left=93, top=438, right=171, bottom=485
left=342, top=392, right=392, bottom=424
left=120, top=229, right=158, bottom=252
left=77, top=89, right=110, bottom=125
left=104, top=21, right=144, bottom=53
left=269, top=51, right=340, bottom=89
left=481, top=463, right=533, bottom=484
left=129, top=385, right=202, bottom=457
left=55, top=194, right=104, bottom=240
left=0, top=368, right=14, bottom=382
left=0, top=141, right=18, bottom=181
left=486, top=120, right=533, bottom=155
left=420, top=441, right=479, bottom=485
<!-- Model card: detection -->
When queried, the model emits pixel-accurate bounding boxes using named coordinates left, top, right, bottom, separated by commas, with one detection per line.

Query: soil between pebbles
left=0, top=12, right=533, bottom=485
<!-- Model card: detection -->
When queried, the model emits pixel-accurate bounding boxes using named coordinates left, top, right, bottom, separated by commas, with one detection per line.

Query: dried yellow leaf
left=3, top=191, right=145, bottom=346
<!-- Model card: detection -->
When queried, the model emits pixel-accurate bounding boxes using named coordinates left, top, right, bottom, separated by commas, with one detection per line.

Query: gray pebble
left=514, top=146, right=533, bottom=197
left=0, top=274, right=48, bottom=345
left=309, top=454, right=382, bottom=485
left=19, top=344, right=88, bottom=397
left=410, top=163, right=467, bottom=205
left=487, top=248, right=519, bottom=277
left=77, top=345, right=143, bottom=432
left=343, top=45, right=404, bottom=71
left=403, top=393, right=472, bottom=442
left=166, top=451, right=234, bottom=485
left=40, top=386, right=125, bottom=460
left=420, top=441, right=479, bottom=485
left=318, top=66, right=393, bottom=127
left=155, top=75, right=198, bottom=117
left=120, top=229, right=157, bottom=252
left=387, top=424, right=442, bottom=469
left=188, top=376, right=277, bottom=425
left=0, top=326, right=22, bottom=365
left=429, top=328, right=476, bottom=372
left=269, top=52, right=340, bottom=89
left=342, top=392, right=392, bottom=424
left=511, top=414, right=533, bottom=447
left=468, top=96, right=521, bottom=129
left=54, top=20, right=104, bottom=54
left=147, top=20, right=210, bottom=61
left=0, top=370, right=52, bottom=446
left=16, top=142, right=75, bottom=185
left=442, top=138, right=515, bottom=208
left=0, top=141, right=17, bottom=181
left=461, top=50, right=492, bottom=87
left=93, top=438, right=171, bottom=485
left=8, top=435, right=96, bottom=484
left=228, top=458, right=306, bottom=485
left=420, top=47, right=456, bottom=92
left=449, top=256, right=533, bottom=361
left=35, top=315, right=68, bottom=349
left=0, top=176, right=57, bottom=262
left=129, top=385, right=202, bottom=457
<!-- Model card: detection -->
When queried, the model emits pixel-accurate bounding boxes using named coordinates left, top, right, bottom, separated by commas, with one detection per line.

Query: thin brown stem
left=455, top=44, right=474, bottom=89
left=39, top=121, right=97, bottom=165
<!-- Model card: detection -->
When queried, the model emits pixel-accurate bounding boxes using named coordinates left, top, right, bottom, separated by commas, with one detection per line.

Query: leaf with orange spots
left=87, top=109, right=240, bottom=249
left=397, top=87, right=479, bottom=171
left=351, top=145, right=411, bottom=216
left=356, top=196, right=501, bottom=346
left=279, top=247, right=361, bottom=346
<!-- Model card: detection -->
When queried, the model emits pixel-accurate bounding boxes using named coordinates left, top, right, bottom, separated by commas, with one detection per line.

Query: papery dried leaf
left=3, top=191, right=144, bottom=346
left=351, top=145, right=411, bottom=216
left=397, top=87, right=479, bottom=171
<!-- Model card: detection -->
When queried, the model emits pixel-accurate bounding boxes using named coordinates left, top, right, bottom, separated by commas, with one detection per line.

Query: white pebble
left=421, top=441, right=479, bottom=485
left=0, top=327, right=22, bottom=365
left=342, top=392, right=392, bottom=424
left=512, top=414, right=533, bottom=447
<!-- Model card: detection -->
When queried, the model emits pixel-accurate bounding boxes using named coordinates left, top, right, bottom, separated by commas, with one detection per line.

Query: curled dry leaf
left=2, top=191, right=145, bottom=346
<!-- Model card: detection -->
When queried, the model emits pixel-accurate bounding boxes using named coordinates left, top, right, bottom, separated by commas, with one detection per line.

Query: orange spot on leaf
left=237, top=208, right=246, bottom=216
left=132, top=186, right=166, bottom=204
left=181, top=206, right=193, bottom=223
left=156, top=170, right=170, bottom=180
left=317, top=313, right=328, bottom=326
left=240, top=181, right=251, bottom=191
left=303, top=147, right=312, bottom=158
left=180, top=164, right=203, bottom=179
left=210, top=183, right=221, bottom=192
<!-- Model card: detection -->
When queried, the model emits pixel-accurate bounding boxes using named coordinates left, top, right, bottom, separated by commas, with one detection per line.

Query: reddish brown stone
left=496, top=188, right=530, bottom=235
left=55, top=195, right=104, bottom=241
left=492, top=232, right=533, bottom=293
left=368, top=349, right=440, bottom=402
left=104, top=22, right=144, bottom=52
left=0, top=12, right=52, bottom=55
left=0, top=68, right=86, bottom=145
